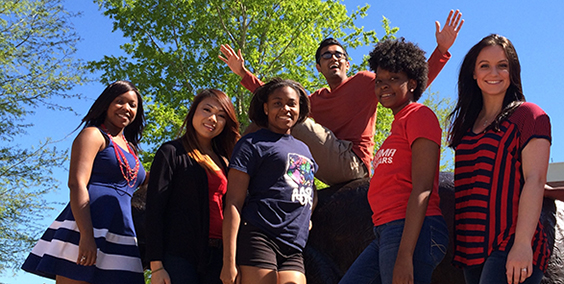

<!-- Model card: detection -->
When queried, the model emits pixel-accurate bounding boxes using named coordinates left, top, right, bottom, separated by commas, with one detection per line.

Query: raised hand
left=219, top=44, right=248, bottom=78
left=435, top=9, right=464, bottom=54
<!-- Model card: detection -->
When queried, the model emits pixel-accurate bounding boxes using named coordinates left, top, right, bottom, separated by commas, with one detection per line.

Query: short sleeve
left=511, top=102, right=551, bottom=149
left=405, top=105, right=442, bottom=147
left=229, top=136, right=258, bottom=176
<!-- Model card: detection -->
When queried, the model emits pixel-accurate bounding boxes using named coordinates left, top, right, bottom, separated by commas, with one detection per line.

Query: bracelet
left=152, top=267, right=165, bottom=273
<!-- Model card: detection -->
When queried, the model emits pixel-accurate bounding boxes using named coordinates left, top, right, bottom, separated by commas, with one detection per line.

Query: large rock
left=304, top=172, right=563, bottom=284
left=132, top=172, right=564, bottom=283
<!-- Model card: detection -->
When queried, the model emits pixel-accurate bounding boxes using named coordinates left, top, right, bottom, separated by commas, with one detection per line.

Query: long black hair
left=80, top=80, right=145, bottom=150
left=448, top=34, right=525, bottom=148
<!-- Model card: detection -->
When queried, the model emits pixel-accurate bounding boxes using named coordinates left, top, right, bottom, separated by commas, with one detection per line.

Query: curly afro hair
left=368, top=38, right=428, bottom=101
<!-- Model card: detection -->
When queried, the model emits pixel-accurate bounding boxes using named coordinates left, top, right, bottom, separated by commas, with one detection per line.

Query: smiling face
left=474, top=45, right=511, bottom=98
left=104, top=90, right=138, bottom=131
left=263, top=86, right=300, bottom=134
left=375, top=67, right=416, bottom=115
left=315, top=44, right=350, bottom=82
left=192, top=97, right=227, bottom=144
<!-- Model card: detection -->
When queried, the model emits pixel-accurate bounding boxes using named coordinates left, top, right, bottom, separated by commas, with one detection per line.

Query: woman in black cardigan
left=145, top=89, right=240, bottom=284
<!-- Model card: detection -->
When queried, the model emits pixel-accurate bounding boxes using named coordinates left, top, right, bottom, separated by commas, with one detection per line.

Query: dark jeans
left=462, top=250, right=544, bottom=284
left=339, top=215, right=449, bottom=284
left=163, top=246, right=223, bottom=284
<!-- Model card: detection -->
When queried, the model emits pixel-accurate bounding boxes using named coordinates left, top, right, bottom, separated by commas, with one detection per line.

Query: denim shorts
left=339, top=215, right=449, bottom=284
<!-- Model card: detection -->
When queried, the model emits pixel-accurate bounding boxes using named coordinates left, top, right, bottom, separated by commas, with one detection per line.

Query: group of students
left=20, top=9, right=553, bottom=284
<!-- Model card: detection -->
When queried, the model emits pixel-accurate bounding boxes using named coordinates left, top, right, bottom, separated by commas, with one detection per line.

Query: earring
left=410, top=88, right=414, bottom=93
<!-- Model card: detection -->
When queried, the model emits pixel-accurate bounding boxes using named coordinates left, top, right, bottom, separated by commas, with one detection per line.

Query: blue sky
left=3, top=0, right=563, bottom=283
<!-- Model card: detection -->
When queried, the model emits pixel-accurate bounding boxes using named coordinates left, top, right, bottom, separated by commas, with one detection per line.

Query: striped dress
left=22, top=128, right=146, bottom=283
left=453, top=102, right=551, bottom=271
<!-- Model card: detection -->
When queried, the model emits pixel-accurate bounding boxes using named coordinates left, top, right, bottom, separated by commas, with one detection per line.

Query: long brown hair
left=448, top=34, right=525, bottom=148
left=178, top=89, right=240, bottom=173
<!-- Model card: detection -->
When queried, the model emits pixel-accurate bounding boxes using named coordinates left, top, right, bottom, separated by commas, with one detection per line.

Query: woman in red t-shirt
left=145, top=89, right=240, bottom=284
left=340, top=38, right=449, bottom=284
left=448, top=34, right=551, bottom=284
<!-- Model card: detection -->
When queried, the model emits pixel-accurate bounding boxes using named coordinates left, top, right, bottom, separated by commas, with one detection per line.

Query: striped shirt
left=453, top=102, right=551, bottom=271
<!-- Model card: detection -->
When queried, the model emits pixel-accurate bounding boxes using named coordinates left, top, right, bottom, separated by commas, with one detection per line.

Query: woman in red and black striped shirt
left=448, top=34, right=551, bottom=284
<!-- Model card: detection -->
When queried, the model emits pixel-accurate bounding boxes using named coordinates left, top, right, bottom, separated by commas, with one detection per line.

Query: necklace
left=100, top=124, right=140, bottom=187
left=481, top=112, right=499, bottom=127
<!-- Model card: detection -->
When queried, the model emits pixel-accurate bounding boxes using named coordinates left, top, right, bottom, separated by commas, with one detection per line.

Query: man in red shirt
left=219, top=10, right=463, bottom=185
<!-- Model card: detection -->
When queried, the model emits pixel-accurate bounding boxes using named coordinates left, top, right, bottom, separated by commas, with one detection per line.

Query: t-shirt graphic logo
left=373, top=148, right=397, bottom=170
left=287, top=153, right=314, bottom=207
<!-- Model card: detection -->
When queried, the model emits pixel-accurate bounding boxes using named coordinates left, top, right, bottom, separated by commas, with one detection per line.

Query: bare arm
left=425, top=10, right=464, bottom=87
left=435, top=9, right=464, bottom=55
left=506, top=138, right=550, bottom=284
left=219, top=44, right=264, bottom=94
left=150, top=260, right=170, bottom=284
left=221, top=169, right=250, bottom=284
left=67, top=127, right=106, bottom=266
left=393, top=137, right=440, bottom=284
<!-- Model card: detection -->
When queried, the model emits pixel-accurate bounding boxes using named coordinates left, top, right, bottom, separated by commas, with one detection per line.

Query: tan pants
left=291, top=118, right=368, bottom=186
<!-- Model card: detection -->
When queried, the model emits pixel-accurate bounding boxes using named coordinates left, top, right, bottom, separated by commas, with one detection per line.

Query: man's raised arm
left=219, top=44, right=264, bottom=93
left=427, top=9, right=464, bottom=86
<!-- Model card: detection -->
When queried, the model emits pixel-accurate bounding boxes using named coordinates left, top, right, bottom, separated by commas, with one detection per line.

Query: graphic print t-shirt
left=229, top=128, right=317, bottom=251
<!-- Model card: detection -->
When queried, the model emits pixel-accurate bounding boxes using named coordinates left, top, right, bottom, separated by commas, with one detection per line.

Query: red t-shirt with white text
left=368, top=103, right=442, bottom=226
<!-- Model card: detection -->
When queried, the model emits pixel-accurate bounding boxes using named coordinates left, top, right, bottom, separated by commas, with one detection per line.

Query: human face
left=375, top=68, right=416, bottom=115
left=104, top=90, right=138, bottom=131
left=192, top=97, right=227, bottom=145
left=263, top=86, right=300, bottom=135
left=315, top=45, right=350, bottom=81
left=474, top=45, right=510, bottom=98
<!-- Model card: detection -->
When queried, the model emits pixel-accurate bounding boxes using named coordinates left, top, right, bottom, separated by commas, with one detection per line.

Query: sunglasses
left=320, top=51, right=347, bottom=60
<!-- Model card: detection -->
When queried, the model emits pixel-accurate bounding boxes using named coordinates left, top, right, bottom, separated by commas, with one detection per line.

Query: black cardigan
left=145, top=139, right=226, bottom=271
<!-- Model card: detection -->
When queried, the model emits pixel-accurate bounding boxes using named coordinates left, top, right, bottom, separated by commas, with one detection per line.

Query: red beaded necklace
left=101, top=124, right=140, bottom=187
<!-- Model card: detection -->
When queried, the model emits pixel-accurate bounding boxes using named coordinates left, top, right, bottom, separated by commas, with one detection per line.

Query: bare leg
left=56, top=275, right=90, bottom=284
left=278, top=270, right=306, bottom=284
left=239, top=265, right=277, bottom=284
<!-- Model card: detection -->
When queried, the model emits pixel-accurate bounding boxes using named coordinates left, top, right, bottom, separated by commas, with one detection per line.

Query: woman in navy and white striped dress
left=22, top=81, right=147, bottom=284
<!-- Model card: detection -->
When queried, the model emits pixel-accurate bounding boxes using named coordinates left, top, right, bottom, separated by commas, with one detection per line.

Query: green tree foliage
left=373, top=89, right=455, bottom=172
left=90, top=0, right=387, bottom=165
left=0, top=0, right=87, bottom=270
left=421, top=90, right=455, bottom=172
